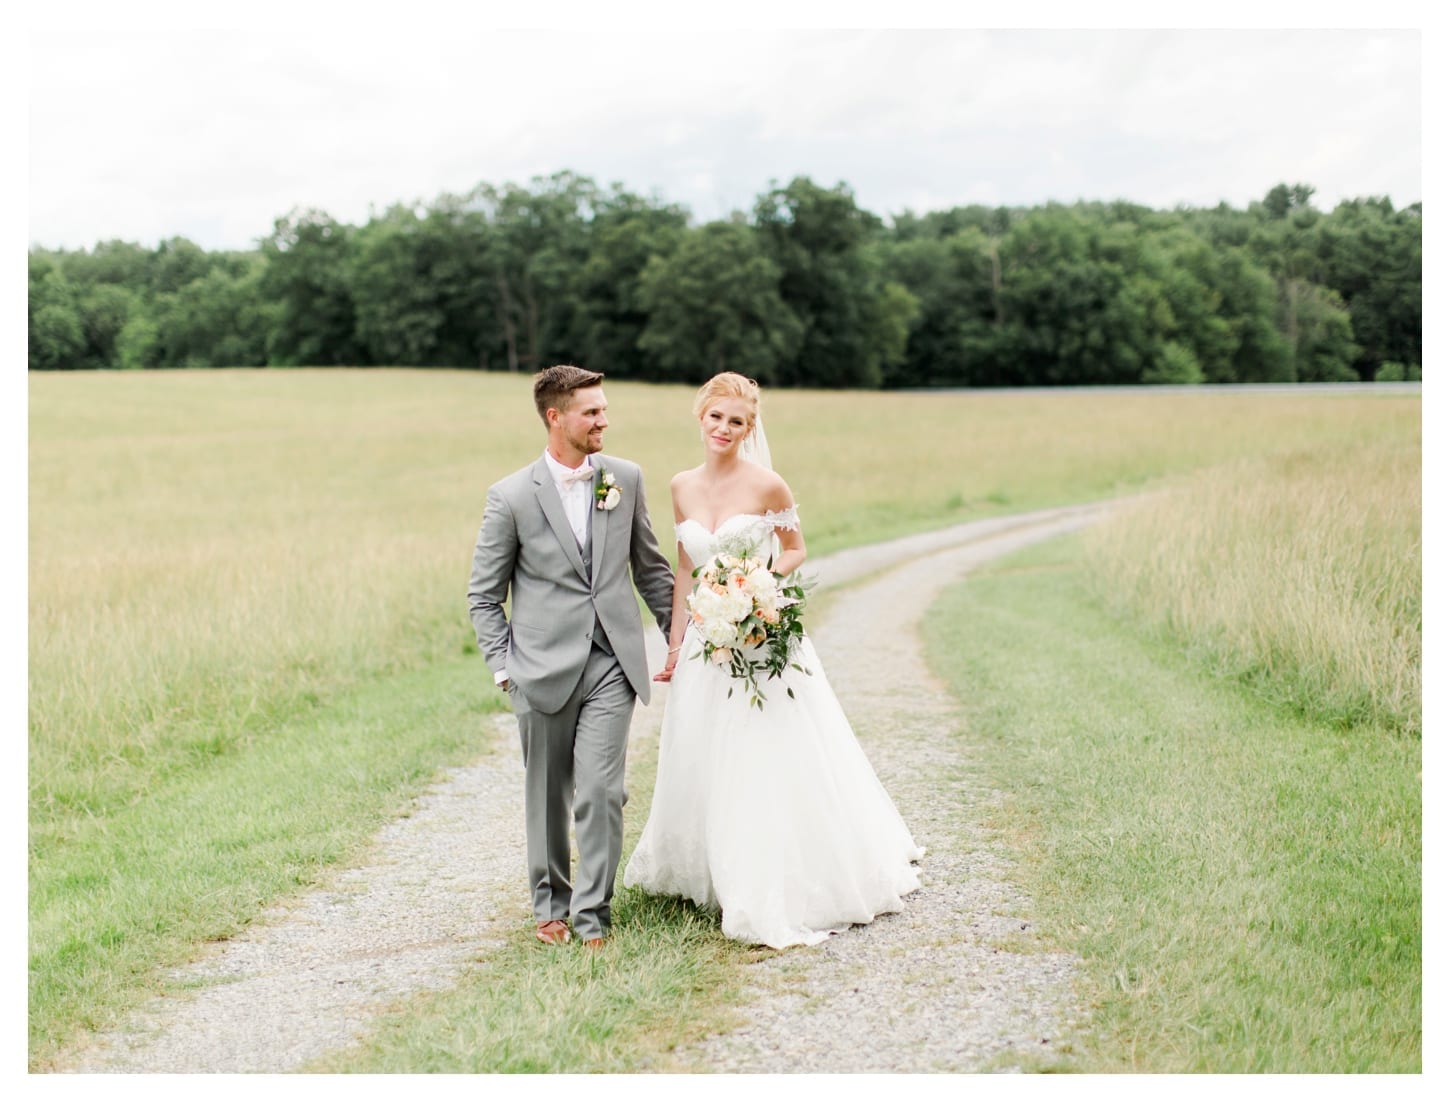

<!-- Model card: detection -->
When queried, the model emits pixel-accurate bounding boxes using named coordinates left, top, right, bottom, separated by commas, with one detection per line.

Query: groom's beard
left=566, top=427, right=605, bottom=455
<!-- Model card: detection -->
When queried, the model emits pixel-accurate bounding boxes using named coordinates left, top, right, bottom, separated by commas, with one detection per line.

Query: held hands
left=653, top=645, right=682, bottom=682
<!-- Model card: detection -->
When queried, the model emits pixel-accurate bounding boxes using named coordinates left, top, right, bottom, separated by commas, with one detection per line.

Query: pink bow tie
left=557, top=464, right=594, bottom=486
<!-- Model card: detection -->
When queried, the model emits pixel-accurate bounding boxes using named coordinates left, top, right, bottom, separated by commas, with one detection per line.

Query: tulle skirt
left=624, top=629, right=923, bottom=949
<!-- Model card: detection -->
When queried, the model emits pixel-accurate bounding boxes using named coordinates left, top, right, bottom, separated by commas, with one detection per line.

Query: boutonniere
left=595, top=467, right=621, bottom=511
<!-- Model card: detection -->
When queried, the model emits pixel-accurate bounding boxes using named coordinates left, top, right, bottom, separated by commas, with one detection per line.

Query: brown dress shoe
left=582, top=937, right=605, bottom=950
left=535, top=919, right=571, bottom=945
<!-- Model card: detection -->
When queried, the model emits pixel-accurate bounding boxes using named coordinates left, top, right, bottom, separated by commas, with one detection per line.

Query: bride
left=623, top=372, right=923, bottom=949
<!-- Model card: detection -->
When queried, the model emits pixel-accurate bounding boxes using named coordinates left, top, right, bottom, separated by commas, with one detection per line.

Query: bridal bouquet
left=686, top=550, right=812, bottom=709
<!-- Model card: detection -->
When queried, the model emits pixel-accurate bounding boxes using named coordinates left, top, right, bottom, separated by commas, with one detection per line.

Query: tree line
left=27, top=173, right=1422, bottom=386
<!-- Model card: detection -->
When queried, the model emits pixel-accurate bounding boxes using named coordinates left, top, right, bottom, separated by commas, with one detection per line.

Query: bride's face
left=699, top=398, right=753, bottom=457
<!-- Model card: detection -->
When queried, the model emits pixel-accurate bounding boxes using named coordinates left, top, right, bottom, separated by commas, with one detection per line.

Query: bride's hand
left=654, top=645, right=681, bottom=681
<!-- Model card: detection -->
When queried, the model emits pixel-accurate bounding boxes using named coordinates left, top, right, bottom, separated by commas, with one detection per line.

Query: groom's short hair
left=534, top=364, right=605, bottom=427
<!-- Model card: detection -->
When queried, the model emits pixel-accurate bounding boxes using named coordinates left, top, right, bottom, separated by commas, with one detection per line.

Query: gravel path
left=64, top=501, right=1116, bottom=1074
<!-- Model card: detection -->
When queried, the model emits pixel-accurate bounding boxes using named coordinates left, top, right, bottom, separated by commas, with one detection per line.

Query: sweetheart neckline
left=676, top=512, right=778, bottom=536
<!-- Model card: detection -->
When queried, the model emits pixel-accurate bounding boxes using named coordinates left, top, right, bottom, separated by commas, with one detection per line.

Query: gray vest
left=580, top=512, right=613, bottom=655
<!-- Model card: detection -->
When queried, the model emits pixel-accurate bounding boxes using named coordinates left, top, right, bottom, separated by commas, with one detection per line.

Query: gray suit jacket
left=467, top=453, right=674, bottom=714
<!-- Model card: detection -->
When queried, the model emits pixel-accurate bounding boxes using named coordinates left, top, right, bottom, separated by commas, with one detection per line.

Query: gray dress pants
left=511, top=643, right=635, bottom=941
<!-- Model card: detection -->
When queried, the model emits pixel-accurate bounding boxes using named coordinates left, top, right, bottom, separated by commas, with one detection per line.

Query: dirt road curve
left=65, top=501, right=1116, bottom=1073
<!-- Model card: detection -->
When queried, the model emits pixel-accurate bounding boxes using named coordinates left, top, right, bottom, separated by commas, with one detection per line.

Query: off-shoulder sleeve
left=763, top=505, right=801, bottom=532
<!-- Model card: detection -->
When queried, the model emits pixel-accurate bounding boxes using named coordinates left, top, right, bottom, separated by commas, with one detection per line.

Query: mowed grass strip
left=306, top=726, right=755, bottom=1074
left=305, top=894, right=749, bottom=1074
left=925, top=537, right=1420, bottom=1072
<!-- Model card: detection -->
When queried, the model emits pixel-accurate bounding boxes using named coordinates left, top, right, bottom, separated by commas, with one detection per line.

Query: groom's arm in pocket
left=468, top=484, right=519, bottom=687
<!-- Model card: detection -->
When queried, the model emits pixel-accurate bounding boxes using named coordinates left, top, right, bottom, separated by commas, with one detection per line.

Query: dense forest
left=27, top=173, right=1422, bottom=387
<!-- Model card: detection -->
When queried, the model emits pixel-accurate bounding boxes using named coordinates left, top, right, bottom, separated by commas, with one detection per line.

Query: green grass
left=27, top=653, right=507, bottom=1067
left=306, top=894, right=749, bottom=1073
left=924, top=537, right=1421, bottom=1072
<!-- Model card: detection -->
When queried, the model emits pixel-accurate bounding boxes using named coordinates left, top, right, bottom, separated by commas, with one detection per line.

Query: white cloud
left=25, top=26, right=1423, bottom=250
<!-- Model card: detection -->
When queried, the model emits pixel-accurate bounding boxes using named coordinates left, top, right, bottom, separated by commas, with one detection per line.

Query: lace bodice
left=675, top=507, right=800, bottom=566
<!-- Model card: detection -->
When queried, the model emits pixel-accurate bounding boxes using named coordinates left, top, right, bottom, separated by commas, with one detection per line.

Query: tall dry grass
left=29, top=371, right=1420, bottom=823
left=30, top=371, right=491, bottom=824
left=1083, top=435, right=1421, bottom=734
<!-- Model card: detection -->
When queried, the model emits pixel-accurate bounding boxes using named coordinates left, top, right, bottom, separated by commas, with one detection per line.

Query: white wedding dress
left=624, top=509, right=923, bottom=949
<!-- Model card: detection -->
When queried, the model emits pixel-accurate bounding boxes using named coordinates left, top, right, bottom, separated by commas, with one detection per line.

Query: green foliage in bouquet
left=686, top=549, right=814, bottom=709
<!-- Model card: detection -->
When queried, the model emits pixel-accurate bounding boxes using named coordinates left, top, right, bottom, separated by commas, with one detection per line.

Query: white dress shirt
left=543, top=450, right=594, bottom=548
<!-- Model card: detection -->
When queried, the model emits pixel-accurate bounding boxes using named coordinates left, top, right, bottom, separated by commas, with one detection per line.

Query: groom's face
left=552, top=385, right=609, bottom=457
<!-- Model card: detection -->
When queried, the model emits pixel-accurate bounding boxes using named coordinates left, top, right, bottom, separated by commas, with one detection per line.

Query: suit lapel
left=589, top=459, right=610, bottom=591
left=532, top=458, right=589, bottom=583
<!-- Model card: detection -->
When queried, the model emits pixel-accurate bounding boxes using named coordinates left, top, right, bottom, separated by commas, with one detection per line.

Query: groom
left=467, top=365, right=674, bottom=949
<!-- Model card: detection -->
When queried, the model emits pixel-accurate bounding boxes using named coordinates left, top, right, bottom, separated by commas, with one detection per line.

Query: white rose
left=600, top=486, right=621, bottom=510
left=723, top=588, right=753, bottom=622
left=744, top=567, right=776, bottom=602
left=688, top=588, right=722, bottom=622
left=702, top=617, right=737, bottom=648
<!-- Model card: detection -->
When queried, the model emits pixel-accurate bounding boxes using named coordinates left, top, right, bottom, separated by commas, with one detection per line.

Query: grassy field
left=1084, top=437, right=1421, bottom=735
left=924, top=433, right=1420, bottom=1071
left=27, top=368, right=1421, bottom=1067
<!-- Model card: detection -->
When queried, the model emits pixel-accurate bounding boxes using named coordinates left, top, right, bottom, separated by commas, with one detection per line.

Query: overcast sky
left=24, top=14, right=1426, bottom=253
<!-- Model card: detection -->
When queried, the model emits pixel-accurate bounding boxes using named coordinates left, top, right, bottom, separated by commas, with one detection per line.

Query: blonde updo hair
left=691, top=372, right=759, bottom=427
